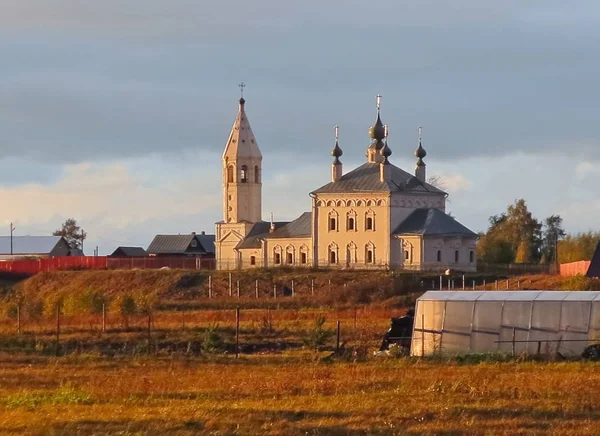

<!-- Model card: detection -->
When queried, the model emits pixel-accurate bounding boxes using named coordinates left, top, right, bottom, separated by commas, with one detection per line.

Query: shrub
left=26, top=299, right=45, bottom=321
left=200, top=323, right=224, bottom=354
left=63, top=290, right=106, bottom=316
left=561, top=275, right=600, bottom=291
left=303, top=316, right=334, bottom=351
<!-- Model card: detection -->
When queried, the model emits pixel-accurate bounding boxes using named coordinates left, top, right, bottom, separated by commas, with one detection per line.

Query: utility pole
left=9, top=223, right=15, bottom=256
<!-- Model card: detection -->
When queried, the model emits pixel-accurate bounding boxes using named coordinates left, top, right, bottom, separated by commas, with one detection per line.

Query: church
left=215, top=94, right=477, bottom=271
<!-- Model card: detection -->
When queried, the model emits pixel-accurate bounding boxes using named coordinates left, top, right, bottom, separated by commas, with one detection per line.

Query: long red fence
left=0, top=256, right=215, bottom=276
left=559, top=260, right=591, bottom=277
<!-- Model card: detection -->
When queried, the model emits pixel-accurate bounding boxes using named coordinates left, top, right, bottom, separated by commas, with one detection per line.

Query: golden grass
left=0, top=355, right=597, bottom=435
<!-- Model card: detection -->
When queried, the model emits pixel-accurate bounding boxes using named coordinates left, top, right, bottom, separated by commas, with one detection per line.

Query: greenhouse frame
left=411, top=291, right=600, bottom=357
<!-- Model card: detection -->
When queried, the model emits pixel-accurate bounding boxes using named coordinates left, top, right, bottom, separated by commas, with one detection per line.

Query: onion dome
left=414, top=126, right=426, bottom=166
left=239, top=97, right=246, bottom=105
left=369, top=113, right=385, bottom=140
left=331, top=125, right=343, bottom=164
left=381, top=141, right=392, bottom=164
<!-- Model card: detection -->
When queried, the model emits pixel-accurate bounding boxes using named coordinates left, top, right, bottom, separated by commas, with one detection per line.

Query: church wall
left=314, top=194, right=391, bottom=268
left=262, top=237, right=312, bottom=268
left=215, top=222, right=254, bottom=270
left=389, top=192, right=446, bottom=234
left=400, top=235, right=423, bottom=270
left=422, top=236, right=477, bottom=272
left=237, top=247, right=264, bottom=268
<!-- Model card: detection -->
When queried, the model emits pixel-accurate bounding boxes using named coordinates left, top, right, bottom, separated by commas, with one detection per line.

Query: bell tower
left=222, top=84, right=263, bottom=223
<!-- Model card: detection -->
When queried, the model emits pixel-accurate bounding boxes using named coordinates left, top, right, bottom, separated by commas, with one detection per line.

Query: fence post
left=273, top=284, right=277, bottom=299
left=336, top=320, right=341, bottom=355
left=472, top=280, right=475, bottom=290
left=291, top=280, right=294, bottom=297
left=229, top=273, right=232, bottom=297
left=517, top=280, right=520, bottom=290
left=447, top=279, right=451, bottom=290
left=235, top=307, right=240, bottom=359
left=495, top=280, right=498, bottom=290
left=208, top=275, right=212, bottom=298
left=439, top=276, right=443, bottom=290
left=483, top=279, right=486, bottom=289
left=311, top=279, right=314, bottom=296
left=102, top=303, right=106, bottom=333
left=537, top=341, right=542, bottom=356
left=512, top=327, right=516, bottom=356
left=421, top=314, right=425, bottom=357
left=17, top=304, right=21, bottom=335
left=255, top=280, right=259, bottom=299
left=506, top=279, right=509, bottom=289
left=328, top=279, right=331, bottom=293
left=56, top=303, right=61, bottom=357
left=236, top=280, right=240, bottom=298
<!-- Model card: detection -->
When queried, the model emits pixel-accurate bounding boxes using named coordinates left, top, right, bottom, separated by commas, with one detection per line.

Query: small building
left=0, top=236, right=72, bottom=260
left=110, top=246, right=148, bottom=257
left=147, top=232, right=215, bottom=258
left=411, top=290, right=600, bottom=358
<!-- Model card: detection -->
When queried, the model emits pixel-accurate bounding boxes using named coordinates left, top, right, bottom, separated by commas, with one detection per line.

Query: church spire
left=331, top=125, right=343, bottom=182
left=367, top=94, right=386, bottom=163
left=414, top=126, right=427, bottom=182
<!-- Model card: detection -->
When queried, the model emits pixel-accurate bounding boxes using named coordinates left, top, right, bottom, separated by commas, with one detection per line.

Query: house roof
left=311, top=162, right=446, bottom=195
left=0, top=236, right=65, bottom=255
left=111, top=246, right=148, bottom=257
left=268, top=212, right=312, bottom=239
left=393, top=208, right=477, bottom=237
left=235, top=221, right=289, bottom=250
left=147, top=233, right=215, bottom=255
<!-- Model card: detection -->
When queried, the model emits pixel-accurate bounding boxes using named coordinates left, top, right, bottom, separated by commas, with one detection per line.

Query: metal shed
left=411, top=291, right=600, bottom=357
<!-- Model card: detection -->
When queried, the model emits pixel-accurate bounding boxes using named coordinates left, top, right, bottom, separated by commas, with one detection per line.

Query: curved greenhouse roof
left=417, top=290, right=600, bottom=302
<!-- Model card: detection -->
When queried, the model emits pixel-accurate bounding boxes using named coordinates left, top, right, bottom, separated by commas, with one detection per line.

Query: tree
left=541, top=215, right=566, bottom=264
left=53, top=218, right=87, bottom=250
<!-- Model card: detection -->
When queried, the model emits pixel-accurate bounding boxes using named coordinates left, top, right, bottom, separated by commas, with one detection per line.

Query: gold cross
left=239, top=82, right=246, bottom=98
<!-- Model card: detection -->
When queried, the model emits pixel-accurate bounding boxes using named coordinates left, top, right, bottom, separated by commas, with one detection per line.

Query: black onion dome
left=369, top=113, right=385, bottom=140
left=239, top=97, right=246, bottom=105
left=414, top=142, right=427, bottom=159
left=381, top=141, right=392, bottom=162
left=331, top=140, right=343, bottom=158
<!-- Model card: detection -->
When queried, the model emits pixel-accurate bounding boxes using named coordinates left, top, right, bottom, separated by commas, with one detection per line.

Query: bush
left=561, top=275, right=600, bottom=291
left=63, top=290, right=106, bottom=316
left=200, top=323, right=224, bottom=354
left=303, top=316, right=334, bottom=351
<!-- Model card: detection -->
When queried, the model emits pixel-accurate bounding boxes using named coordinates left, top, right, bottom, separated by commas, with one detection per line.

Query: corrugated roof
left=147, top=235, right=196, bottom=254
left=311, top=162, right=446, bottom=194
left=196, top=234, right=216, bottom=254
left=236, top=221, right=289, bottom=250
left=0, top=236, right=63, bottom=255
left=393, top=208, right=477, bottom=237
left=111, top=246, right=148, bottom=257
left=417, top=290, right=600, bottom=302
left=268, top=212, right=312, bottom=239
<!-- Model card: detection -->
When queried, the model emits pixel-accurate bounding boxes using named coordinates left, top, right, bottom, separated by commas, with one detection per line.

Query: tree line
left=477, top=199, right=599, bottom=265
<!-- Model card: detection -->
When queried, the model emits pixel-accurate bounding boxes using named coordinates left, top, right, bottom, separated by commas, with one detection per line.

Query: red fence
left=559, top=261, right=591, bottom=277
left=0, top=256, right=215, bottom=276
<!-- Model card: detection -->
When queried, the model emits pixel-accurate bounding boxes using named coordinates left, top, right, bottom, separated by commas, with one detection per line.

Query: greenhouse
left=411, top=290, right=600, bottom=357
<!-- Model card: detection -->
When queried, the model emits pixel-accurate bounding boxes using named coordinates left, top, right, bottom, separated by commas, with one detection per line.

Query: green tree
left=53, top=218, right=87, bottom=250
left=541, top=215, right=566, bottom=264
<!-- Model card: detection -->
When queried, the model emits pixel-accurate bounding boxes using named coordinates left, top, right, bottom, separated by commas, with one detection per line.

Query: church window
left=330, top=250, right=337, bottom=264
left=469, top=251, right=474, bottom=263
left=328, top=211, right=338, bottom=232
left=404, top=250, right=410, bottom=261
left=366, top=243, right=375, bottom=264
left=366, top=217, right=373, bottom=230
left=250, top=256, right=256, bottom=266
left=287, top=252, right=293, bottom=264
left=301, top=252, right=307, bottom=264
left=274, top=253, right=281, bottom=264
left=454, top=250, right=459, bottom=263
left=437, top=250, right=442, bottom=262
left=240, top=165, right=248, bottom=183
left=227, top=166, right=234, bottom=183
left=329, top=218, right=336, bottom=231
left=254, top=165, right=260, bottom=183
left=367, top=250, right=374, bottom=264
left=348, top=217, right=355, bottom=230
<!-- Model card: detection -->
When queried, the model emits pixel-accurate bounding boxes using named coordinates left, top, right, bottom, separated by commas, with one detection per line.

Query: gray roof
left=0, top=236, right=64, bottom=255
left=110, top=246, right=148, bottom=257
left=311, top=162, right=445, bottom=195
left=268, top=212, right=312, bottom=239
left=235, top=221, right=289, bottom=250
left=147, top=233, right=215, bottom=255
left=393, top=208, right=477, bottom=237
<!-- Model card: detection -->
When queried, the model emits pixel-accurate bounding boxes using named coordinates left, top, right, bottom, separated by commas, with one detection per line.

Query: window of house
left=367, top=250, right=374, bottom=263
left=366, top=217, right=374, bottom=230
left=301, top=252, right=307, bottom=264
left=250, top=256, right=256, bottom=266
left=329, top=250, right=337, bottom=264
left=329, top=217, right=337, bottom=231
left=469, top=251, right=474, bottom=263
left=254, top=165, right=260, bottom=183
left=274, top=253, right=281, bottom=264
left=348, top=217, right=355, bottom=231
left=404, top=250, right=410, bottom=261
left=454, top=250, right=459, bottom=263
left=227, top=166, right=234, bottom=183
left=240, top=165, right=248, bottom=183
left=287, top=252, right=293, bottom=264
left=437, top=250, right=442, bottom=262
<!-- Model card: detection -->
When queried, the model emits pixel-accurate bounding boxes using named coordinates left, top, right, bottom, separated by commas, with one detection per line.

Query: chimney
left=201, top=231, right=206, bottom=235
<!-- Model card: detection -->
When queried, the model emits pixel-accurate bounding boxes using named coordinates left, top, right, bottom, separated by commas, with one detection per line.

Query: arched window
left=287, top=252, right=293, bottom=264
left=328, top=211, right=338, bottom=231
left=437, top=250, right=442, bottom=262
left=348, top=217, right=355, bottom=230
left=273, top=246, right=282, bottom=265
left=274, top=253, right=281, bottom=264
left=404, top=250, right=410, bottom=261
left=365, top=243, right=375, bottom=264
left=365, top=210, right=375, bottom=231
left=330, top=250, right=337, bottom=264
left=454, top=250, right=459, bottom=263
left=227, top=165, right=234, bottom=183
left=469, top=251, right=474, bottom=263
left=254, top=165, right=260, bottom=183
left=301, top=252, right=307, bottom=264
left=366, top=217, right=373, bottom=230
left=367, top=250, right=374, bottom=264
left=346, top=210, right=357, bottom=231
left=299, top=245, right=308, bottom=265
left=346, top=242, right=357, bottom=265
left=240, top=165, right=248, bottom=183
left=329, top=243, right=338, bottom=264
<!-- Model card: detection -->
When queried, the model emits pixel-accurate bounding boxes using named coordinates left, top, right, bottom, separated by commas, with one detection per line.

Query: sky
left=1, top=1, right=600, bottom=254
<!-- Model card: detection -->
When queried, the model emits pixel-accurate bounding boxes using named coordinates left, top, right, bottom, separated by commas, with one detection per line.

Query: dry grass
left=0, top=355, right=597, bottom=435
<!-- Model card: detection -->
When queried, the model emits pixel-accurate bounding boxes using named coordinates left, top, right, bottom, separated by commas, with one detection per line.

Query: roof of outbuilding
left=268, top=212, right=312, bottom=239
left=393, top=208, right=477, bottom=237
left=235, top=221, right=289, bottom=250
left=111, top=246, right=148, bottom=257
left=0, top=236, right=65, bottom=255
left=311, top=162, right=445, bottom=194
left=196, top=234, right=216, bottom=254
left=147, top=234, right=215, bottom=254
